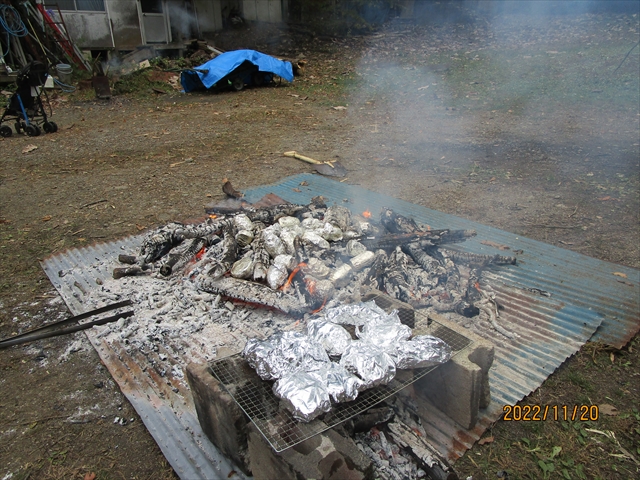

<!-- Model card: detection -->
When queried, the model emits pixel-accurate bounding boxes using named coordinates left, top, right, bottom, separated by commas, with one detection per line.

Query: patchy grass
left=456, top=335, right=640, bottom=479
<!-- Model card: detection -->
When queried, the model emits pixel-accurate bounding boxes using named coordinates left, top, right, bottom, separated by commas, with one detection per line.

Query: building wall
left=55, top=11, right=113, bottom=49
left=108, top=0, right=143, bottom=49
left=242, top=0, right=282, bottom=23
left=193, top=0, right=223, bottom=36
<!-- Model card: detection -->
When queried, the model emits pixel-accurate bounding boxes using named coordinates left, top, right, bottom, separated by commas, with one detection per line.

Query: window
left=52, top=0, right=105, bottom=12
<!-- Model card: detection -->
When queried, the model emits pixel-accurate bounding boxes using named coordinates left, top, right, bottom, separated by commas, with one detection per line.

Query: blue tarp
left=181, top=49, right=294, bottom=92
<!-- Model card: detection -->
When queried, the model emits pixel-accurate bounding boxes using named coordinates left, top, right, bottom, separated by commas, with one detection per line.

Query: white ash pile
left=80, top=196, right=506, bottom=480
left=85, top=196, right=518, bottom=367
left=109, top=197, right=517, bottom=324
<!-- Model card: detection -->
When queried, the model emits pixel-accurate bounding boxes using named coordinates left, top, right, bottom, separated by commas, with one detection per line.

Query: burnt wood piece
left=222, top=179, right=244, bottom=198
left=440, top=249, right=517, bottom=266
left=380, top=207, right=420, bottom=234
left=365, top=250, right=389, bottom=288
left=205, top=203, right=308, bottom=223
left=160, top=237, right=208, bottom=277
left=402, top=242, right=445, bottom=276
left=324, top=205, right=352, bottom=231
left=140, top=222, right=185, bottom=264
left=206, top=222, right=238, bottom=279
left=118, top=254, right=137, bottom=265
left=140, top=218, right=234, bottom=264
left=113, top=266, right=146, bottom=279
left=360, top=230, right=474, bottom=251
left=198, top=276, right=310, bottom=316
left=382, top=248, right=414, bottom=304
left=251, top=224, right=271, bottom=282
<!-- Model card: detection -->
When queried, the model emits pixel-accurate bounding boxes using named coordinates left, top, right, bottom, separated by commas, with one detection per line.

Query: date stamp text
left=503, top=405, right=599, bottom=421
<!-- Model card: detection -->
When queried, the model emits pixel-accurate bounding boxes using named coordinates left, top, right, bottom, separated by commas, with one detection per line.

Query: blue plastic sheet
left=181, top=49, right=294, bottom=92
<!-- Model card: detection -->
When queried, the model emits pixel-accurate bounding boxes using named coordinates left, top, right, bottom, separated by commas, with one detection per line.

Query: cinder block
left=413, top=312, right=494, bottom=429
left=363, top=291, right=494, bottom=430
left=247, top=422, right=373, bottom=480
left=185, top=360, right=251, bottom=475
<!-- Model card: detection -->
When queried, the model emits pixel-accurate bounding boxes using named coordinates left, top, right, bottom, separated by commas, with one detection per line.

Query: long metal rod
left=0, top=300, right=133, bottom=349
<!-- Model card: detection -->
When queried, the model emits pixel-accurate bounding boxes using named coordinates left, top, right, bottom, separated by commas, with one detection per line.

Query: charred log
left=381, top=207, right=420, bottom=234
left=440, top=249, right=516, bottom=266
left=160, top=237, right=207, bottom=277
left=206, top=222, right=238, bottom=279
left=198, top=276, right=309, bottom=316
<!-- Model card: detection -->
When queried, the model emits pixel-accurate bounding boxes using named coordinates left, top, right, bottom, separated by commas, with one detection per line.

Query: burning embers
left=113, top=198, right=516, bottom=336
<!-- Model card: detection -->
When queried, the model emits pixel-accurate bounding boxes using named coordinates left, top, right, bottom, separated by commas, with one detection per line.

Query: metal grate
left=209, top=310, right=472, bottom=452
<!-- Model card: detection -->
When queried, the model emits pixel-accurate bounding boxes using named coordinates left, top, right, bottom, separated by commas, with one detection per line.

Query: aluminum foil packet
left=357, top=315, right=412, bottom=351
left=310, top=362, right=363, bottom=403
left=266, top=264, right=288, bottom=290
left=262, top=226, right=286, bottom=258
left=273, top=371, right=331, bottom=422
left=340, top=341, right=396, bottom=389
left=242, top=331, right=330, bottom=381
left=388, top=335, right=452, bottom=369
left=306, top=318, right=352, bottom=357
left=323, top=300, right=391, bottom=327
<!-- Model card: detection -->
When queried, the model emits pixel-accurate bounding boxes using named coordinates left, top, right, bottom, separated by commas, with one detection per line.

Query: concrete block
left=413, top=312, right=494, bottom=429
left=247, top=422, right=373, bottom=480
left=185, top=360, right=251, bottom=475
left=363, top=291, right=494, bottom=430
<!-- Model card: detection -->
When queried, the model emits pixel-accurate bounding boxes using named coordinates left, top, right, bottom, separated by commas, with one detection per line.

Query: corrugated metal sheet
left=243, top=174, right=638, bottom=348
left=42, top=237, right=246, bottom=480
left=41, top=174, right=639, bottom=472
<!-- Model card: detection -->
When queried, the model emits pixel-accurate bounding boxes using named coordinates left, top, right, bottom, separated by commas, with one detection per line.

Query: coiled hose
left=1, top=4, right=28, bottom=58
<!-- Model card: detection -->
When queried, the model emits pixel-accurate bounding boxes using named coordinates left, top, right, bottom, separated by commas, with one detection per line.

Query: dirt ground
left=1, top=7, right=639, bottom=480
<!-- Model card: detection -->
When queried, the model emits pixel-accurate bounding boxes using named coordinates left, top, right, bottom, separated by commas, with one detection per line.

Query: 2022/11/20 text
left=502, top=405, right=599, bottom=421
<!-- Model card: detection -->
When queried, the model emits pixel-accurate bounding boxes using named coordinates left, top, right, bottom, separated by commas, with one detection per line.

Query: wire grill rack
left=210, top=310, right=472, bottom=452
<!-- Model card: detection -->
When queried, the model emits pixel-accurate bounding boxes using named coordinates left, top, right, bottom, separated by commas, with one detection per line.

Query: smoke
left=339, top=0, right=639, bottom=206
left=167, top=1, right=198, bottom=40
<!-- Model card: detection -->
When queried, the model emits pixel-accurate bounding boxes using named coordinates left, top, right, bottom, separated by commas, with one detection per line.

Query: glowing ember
left=281, top=262, right=308, bottom=290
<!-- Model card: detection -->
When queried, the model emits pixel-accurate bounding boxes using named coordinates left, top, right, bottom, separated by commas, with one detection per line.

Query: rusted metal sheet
left=244, top=174, right=638, bottom=348
left=41, top=174, right=638, bottom=471
left=41, top=238, right=246, bottom=480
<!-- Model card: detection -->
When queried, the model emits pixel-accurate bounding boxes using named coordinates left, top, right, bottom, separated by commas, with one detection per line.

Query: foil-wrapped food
left=388, top=335, right=453, bottom=369
left=323, top=300, right=390, bottom=327
left=273, top=370, right=331, bottom=422
left=340, top=341, right=396, bottom=389
left=306, top=318, right=352, bottom=357
left=242, top=331, right=329, bottom=380
left=311, top=362, right=362, bottom=403
left=357, top=313, right=412, bottom=351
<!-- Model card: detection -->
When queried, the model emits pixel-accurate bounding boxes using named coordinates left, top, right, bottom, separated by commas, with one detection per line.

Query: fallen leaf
left=22, top=144, right=38, bottom=154
left=135, top=224, right=146, bottom=231
left=481, top=240, right=510, bottom=250
left=598, top=196, right=612, bottom=201
left=292, top=188, right=301, bottom=192
left=478, top=436, right=494, bottom=445
left=612, top=272, right=627, bottom=278
left=599, top=404, right=618, bottom=416
left=42, top=215, right=52, bottom=221
left=332, top=106, right=347, bottom=110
